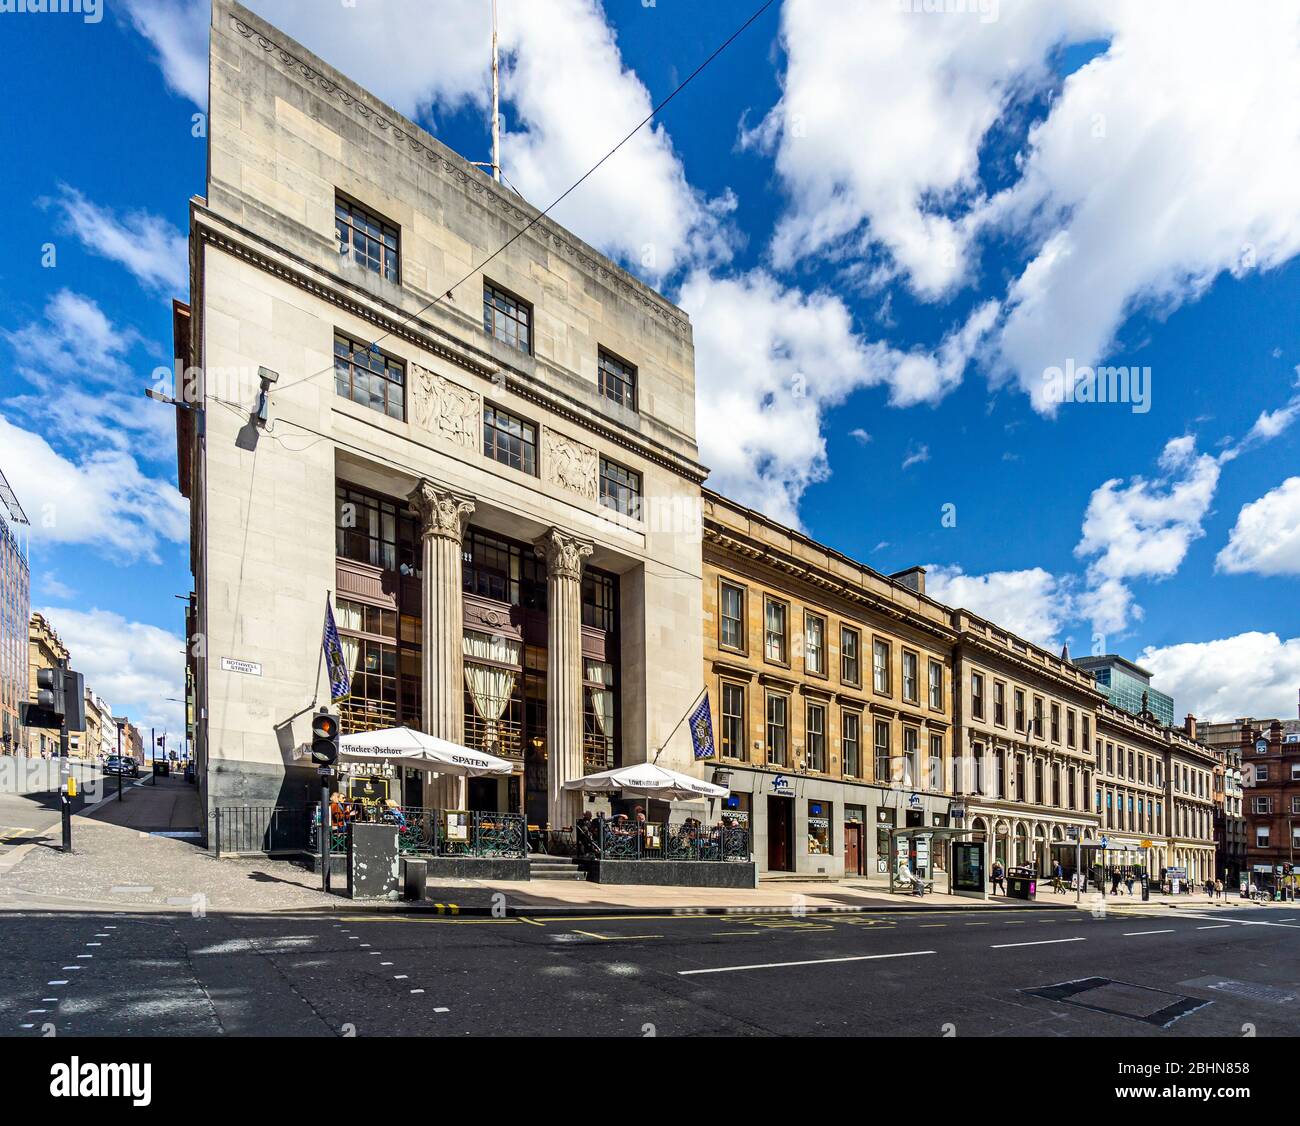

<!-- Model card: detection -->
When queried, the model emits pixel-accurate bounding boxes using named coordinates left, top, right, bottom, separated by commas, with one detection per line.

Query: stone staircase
left=528, top=855, right=588, bottom=881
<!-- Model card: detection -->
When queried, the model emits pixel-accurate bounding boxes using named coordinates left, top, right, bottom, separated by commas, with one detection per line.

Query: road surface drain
left=1181, top=976, right=1297, bottom=1004
left=1023, top=976, right=1212, bottom=1027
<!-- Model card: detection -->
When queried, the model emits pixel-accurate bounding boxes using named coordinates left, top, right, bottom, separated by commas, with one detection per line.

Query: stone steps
left=528, top=856, right=588, bottom=881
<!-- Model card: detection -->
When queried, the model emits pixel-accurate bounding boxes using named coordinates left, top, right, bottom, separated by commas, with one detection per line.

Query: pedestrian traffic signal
left=310, top=709, right=339, bottom=766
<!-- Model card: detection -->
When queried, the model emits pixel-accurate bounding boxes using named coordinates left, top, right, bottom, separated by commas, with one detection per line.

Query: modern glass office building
left=0, top=514, right=30, bottom=754
left=1073, top=654, right=1174, bottom=727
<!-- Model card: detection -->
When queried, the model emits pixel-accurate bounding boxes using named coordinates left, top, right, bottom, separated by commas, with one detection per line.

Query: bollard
left=61, top=793, right=72, bottom=853
left=403, top=857, right=428, bottom=902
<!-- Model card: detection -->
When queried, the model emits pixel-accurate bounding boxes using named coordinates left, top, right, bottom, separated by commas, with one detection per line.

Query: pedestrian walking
left=991, top=859, right=1006, bottom=896
left=1110, top=868, right=1121, bottom=895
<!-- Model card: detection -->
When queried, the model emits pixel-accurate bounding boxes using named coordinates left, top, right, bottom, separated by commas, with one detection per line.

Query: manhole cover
left=1181, top=976, right=1297, bottom=1005
left=1023, top=976, right=1212, bottom=1027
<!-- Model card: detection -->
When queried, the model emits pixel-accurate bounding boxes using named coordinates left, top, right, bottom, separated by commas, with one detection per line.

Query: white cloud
left=123, top=0, right=210, bottom=105
left=925, top=564, right=1074, bottom=649
left=1074, top=436, right=1220, bottom=632
left=4, top=290, right=175, bottom=458
left=901, top=444, right=930, bottom=470
left=1140, top=632, right=1300, bottom=721
left=758, top=1, right=1300, bottom=413
left=37, top=606, right=186, bottom=736
left=1216, top=477, right=1300, bottom=576
left=0, top=414, right=187, bottom=563
left=47, top=185, right=187, bottom=296
left=681, top=271, right=992, bottom=524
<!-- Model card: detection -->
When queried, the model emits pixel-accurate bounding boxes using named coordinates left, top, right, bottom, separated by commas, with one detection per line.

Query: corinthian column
left=535, top=527, right=593, bottom=830
left=409, top=479, right=475, bottom=810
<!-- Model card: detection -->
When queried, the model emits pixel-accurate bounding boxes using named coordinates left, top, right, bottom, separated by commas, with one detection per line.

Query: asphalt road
left=1, top=903, right=1296, bottom=1037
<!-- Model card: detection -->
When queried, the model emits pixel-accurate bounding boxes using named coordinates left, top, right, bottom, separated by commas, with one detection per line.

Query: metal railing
left=308, top=804, right=525, bottom=859
left=584, top=818, right=750, bottom=862
left=213, top=805, right=312, bottom=857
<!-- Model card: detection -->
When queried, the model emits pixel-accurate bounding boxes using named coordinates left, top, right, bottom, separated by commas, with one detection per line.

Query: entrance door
left=767, top=796, right=793, bottom=872
left=844, top=823, right=862, bottom=876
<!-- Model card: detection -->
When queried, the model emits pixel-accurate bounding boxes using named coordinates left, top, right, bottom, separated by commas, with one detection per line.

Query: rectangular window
left=336, top=196, right=399, bottom=282
left=807, top=800, right=832, bottom=856
left=902, top=651, right=919, bottom=704
left=720, top=682, right=745, bottom=760
left=874, top=720, right=891, bottom=783
left=598, top=458, right=641, bottom=518
left=1253, top=796, right=1271, bottom=814
left=1014, top=688, right=1026, bottom=732
left=903, top=727, right=919, bottom=788
left=928, top=734, right=943, bottom=791
left=994, top=681, right=1006, bottom=726
left=766, top=693, right=788, bottom=766
left=483, top=281, right=532, bottom=354
left=334, top=332, right=405, bottom=420
left=1082, top=714, right=1090, bottom=748
left=718, top=581, right=745, bottom=651
left=927, top=660, right=943, bottom=710
left=1032, top=696, right=1044, bottom=738
left=842, top=711, right=861, bottom=778
left=1256, top=826, right=1270, bottom=848
left=972, top=743, right=985, bottom=795
left=1050, top=702, right=1060, bottom=743
left=764, top=598, right=788, bottom=664
left=1067, top=709, right=1076, bottom=748
left=805, top=703, right=826, bottom=772
left=483, top=404, right=537, bottom=474
left=805, top=613, right=826, bottom=676
left=873, top=638, right=891, bottom=694
left=840, top=626, right=860, bottom=686
left=971, top=672, right=985, bottom=721
left=597, top=348, right=637, bottom=410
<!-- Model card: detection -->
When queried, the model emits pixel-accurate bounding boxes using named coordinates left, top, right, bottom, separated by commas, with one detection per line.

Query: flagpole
left=652, top=685, right=709, bottom=764
left=314, top=591, right=331, bottom=708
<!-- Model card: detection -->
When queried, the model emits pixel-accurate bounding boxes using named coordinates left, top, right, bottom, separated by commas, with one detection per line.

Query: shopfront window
left=808, top=801, right=832, bottom=855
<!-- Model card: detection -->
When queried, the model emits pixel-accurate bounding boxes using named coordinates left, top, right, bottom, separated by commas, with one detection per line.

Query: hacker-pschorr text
left=49, top=1057, right=151, bottom=1106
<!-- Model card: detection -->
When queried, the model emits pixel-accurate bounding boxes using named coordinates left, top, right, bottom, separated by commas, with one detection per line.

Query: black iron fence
left=213, top=805, right=312, bottom=857
left=583, top=818, right=750, bottom=862
left=215, top=804, right=744, bottom=864
left=308, top=805, right=526, bottom=858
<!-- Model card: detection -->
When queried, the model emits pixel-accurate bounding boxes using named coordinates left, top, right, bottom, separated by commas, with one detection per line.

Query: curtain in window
left=463, top=630, right=521, bottom=750
left=585, top=659, right=613, bottom=738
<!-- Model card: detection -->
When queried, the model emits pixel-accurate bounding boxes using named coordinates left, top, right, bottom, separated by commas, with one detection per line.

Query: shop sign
left=770, top=774, right=793, bottom=795
left=907, top=792, right=923, bottom=810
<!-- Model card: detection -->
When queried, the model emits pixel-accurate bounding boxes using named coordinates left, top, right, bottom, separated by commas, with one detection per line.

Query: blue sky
left=2, top=0, right=1299, bottom=735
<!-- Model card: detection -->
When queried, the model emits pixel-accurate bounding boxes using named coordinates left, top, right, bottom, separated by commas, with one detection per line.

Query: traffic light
left=24, top=667, right=83, bottom=731
left=310, top=709, right=339, bottom=766
left=36, top=668, right=64, bottom=718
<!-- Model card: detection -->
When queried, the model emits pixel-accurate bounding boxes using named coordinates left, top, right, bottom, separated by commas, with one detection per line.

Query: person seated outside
left=897, top=858, right=926, bottom=897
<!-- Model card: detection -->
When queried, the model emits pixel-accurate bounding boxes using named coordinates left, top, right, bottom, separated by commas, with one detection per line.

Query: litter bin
left=1006, top=867, right=1037, bottom=900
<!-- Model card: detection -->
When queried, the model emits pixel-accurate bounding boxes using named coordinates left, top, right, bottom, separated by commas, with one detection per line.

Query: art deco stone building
left=178, top=2, right=706, bottom=833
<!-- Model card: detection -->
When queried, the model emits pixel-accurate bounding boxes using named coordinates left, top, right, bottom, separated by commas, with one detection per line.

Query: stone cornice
left=955, top=634, right=1104, bottom=704
left=226, top=5, right=690, bottom=338
left=702, top=525, right=957, bottom=646
left=193, top=212, right=709, bottom=485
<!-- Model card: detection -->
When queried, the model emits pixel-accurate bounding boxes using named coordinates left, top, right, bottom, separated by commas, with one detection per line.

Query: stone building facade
left=25, top=613, right=67, bottom=758
left=179, top=2, right=706, bottom=837
left=702, top=491, right=955, bottom=878
left=950, top=614, right=1105, bottom=872
left=1241, top=719, right=1300, bottom=887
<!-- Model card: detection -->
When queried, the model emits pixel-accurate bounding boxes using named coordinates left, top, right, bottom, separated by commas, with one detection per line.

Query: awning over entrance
left=339, top=727, right=514, bottom=776
left=563, top=762, right=729, bottom=801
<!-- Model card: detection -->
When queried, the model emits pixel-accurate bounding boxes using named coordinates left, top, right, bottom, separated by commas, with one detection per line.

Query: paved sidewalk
left=1, top=804, right=1291, bottom=917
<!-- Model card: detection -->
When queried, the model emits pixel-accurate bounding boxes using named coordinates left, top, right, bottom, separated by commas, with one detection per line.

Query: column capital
left=408, top=479, right=475, bottom=542
left=534, top=527, right=594, bottom=581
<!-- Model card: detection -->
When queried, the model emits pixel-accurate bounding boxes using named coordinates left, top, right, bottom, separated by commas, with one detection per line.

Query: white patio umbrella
left=563, top=761, right=729, bottom=801
left=339, top=727, right=513, bottom=777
